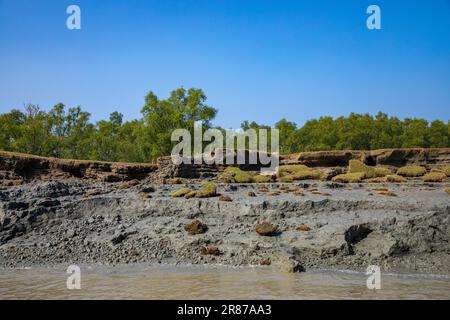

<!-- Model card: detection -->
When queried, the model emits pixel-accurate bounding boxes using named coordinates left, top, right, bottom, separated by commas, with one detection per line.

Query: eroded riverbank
left=1, top=180, right=449, bottom=274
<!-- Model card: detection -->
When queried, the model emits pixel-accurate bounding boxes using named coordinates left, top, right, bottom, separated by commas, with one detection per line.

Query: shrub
left=331, top=172, right=365, bottom=183
left=397, top=165, right=427, bottom=177
left=423, top=172, right=447, bottom=182
left=386, top=174, right=406, bottom=183
left=171, top=187, right=192, bottom=197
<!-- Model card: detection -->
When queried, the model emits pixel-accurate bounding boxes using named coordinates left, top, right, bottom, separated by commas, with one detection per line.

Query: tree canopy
left=0, top=88, right=449, bottom=162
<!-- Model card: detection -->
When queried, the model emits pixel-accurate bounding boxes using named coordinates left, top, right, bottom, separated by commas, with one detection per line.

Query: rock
left=219, top=195, right=232, bottom=202
left=184, top=220, right=208, bottom=235
left=138, top=192, right=152, bottom=199
left=297, top=224, right=311, bottom=231
left=200, top=245, right=221, bottom=256
left=260, top=258, right=271, bottom=265
left=84, top=189, right=101, bottom=197
left=247, top=191, right=256, bottom=197
left=255, top=221, right=278, bottom=236
left=272, top=254, right=304, bottom=273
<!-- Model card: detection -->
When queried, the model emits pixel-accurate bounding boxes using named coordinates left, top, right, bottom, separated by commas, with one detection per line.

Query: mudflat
left=1, top=180, right=449, bottom=274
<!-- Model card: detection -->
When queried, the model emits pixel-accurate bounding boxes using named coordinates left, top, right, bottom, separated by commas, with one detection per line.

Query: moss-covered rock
left=423, top=172, right=447, bottom=182
left=397, top=165, right=427, bottom=177
left=331, top=172, right=365, bottom=183
left=171, top=187, right=192, bottom=197
left=386, top=174, right=406, bottom=183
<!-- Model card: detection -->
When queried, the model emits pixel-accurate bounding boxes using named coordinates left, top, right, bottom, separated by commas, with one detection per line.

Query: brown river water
left=0, top=264, right=449, bottom=299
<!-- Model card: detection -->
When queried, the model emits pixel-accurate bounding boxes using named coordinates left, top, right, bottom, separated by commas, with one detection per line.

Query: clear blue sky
left=1, top=0, right=449, bottom=128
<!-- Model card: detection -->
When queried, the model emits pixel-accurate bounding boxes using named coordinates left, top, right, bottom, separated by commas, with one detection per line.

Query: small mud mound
left=219, top=195, right=232, bottom=202
left=184, top=220, right=208, bottom=235
left=256, top=221, right=278, bottom=236
left=200, top=245, right=221, bottom=256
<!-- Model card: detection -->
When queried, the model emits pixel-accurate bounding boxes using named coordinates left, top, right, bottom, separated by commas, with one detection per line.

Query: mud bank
left=1, top=180, right=449, bottom=273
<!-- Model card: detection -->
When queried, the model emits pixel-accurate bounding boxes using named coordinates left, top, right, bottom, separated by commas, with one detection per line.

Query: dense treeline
left=0, top=87, right=449, bottom=162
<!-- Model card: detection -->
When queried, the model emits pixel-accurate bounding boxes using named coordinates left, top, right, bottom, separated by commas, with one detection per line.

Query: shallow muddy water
left=0, top=264, right=449, bottom=299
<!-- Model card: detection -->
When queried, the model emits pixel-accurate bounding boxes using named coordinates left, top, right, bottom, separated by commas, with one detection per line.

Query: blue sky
left=1, top=0, right=449, bottom=128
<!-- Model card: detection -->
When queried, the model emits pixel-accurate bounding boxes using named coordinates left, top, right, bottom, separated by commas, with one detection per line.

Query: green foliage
left=386, top=174, right=406, bottom=183
left=171, top=187, right=193, bottom=197
left=331, top=172, right=365, bottom=183
left=374, top=167, right=392, bottom=177
left=348, top=160, right=376, bottom=178
left=397, top=166, right=427, bottom=177
left=1, top=93, right=449, bottom=163
left=253, top=175, right=273, bottom=183
left=218, top=167, right=254, bottom=183
left=423, top=172, right=446, bottom=182
left=195, top=182, right=217, bottom=198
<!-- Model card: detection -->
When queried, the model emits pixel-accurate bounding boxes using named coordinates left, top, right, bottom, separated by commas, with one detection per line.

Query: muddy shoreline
left=1, top=180, right=449, bottom=274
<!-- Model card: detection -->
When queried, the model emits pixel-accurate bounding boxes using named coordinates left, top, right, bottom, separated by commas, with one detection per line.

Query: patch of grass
left=217, top=167, right=254, bottom=183
left=445, top=188, right=450, bottom=195
left=432, top=166, right=450, bottom=177
left=397, top=165, right=427, bottom=177
left=444, top=166, right=450, bottom=177
left=386, top=174, right=406, bottom=183
left=331, top=172, right=365, bottom=183
left=292, top=169, right=322, bottom=180
left=253, top=174, right=273, bottom=183
left=277, top=164, right=322, bottom=181
left=364, top=177, right=386, bottom=183
left=278, top=165, right=311, bottom=174
left=348, top=160, right=377, bottom=178
left=171, top=187, right=192, bottom=197
left=277, top=174, right=294, bottom=182
left=374, top=166, right=393, bottom=177
left=423, top=172, right=447, bottom=182
left=195, top=182, right=217, bottom=198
